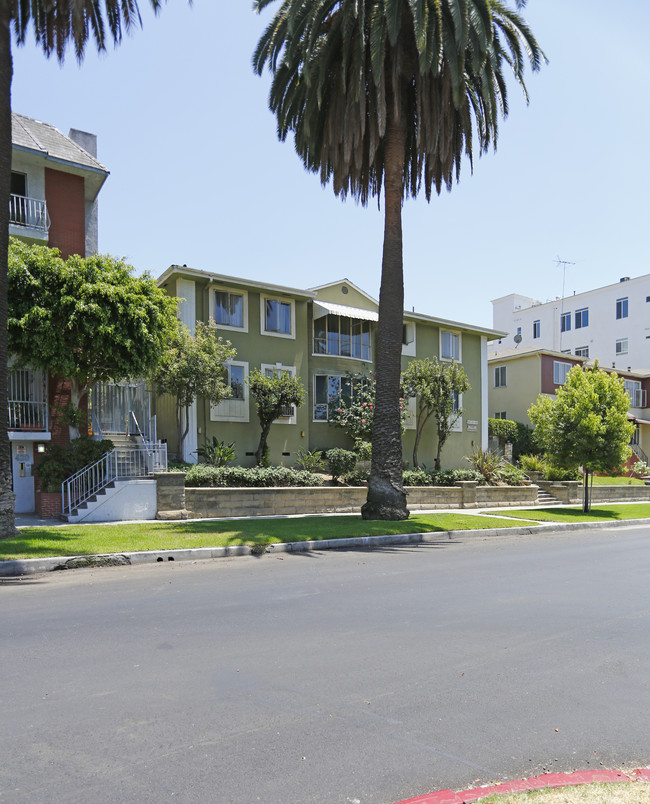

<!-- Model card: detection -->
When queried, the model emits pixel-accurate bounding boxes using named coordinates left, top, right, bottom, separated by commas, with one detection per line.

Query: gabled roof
left=488, top=346, right=587, bottom=363
left=310, top=278, right=378, bottom=305
left=158, top=265, right=316, bottom=300
left=12, top=112, right=108, bottom=175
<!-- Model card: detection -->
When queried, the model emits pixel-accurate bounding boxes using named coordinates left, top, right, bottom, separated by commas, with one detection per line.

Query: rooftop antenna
left=556, top=256, right=575, bottom=351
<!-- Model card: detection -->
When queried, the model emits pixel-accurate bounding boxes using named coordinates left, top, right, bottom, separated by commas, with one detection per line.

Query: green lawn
left=588, top=475, right=645, bottom=486
left=499, top=503, right=650, bottom=523
left=1, top=513, right=525, bottom=561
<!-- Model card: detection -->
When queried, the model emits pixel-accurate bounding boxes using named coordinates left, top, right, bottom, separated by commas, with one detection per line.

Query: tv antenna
left=556, top=256, right=575, bottom=351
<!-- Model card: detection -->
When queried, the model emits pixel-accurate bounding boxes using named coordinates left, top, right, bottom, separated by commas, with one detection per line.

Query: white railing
left=9, top=194, right=50, bottom=232
left=8, top=399, right=48, bottom=431
left=62, top=443, right=167, bottom=516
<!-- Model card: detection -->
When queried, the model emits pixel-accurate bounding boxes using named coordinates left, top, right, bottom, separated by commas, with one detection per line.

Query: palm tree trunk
left=362, top=112, right=408, bottom=520
left=0, top=16, right=16, bottom=537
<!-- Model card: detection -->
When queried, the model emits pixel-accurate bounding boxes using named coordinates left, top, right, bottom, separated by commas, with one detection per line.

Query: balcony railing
left=8, top=400, right=48, bottom=431
left=9, top=194, right=50, bottom=233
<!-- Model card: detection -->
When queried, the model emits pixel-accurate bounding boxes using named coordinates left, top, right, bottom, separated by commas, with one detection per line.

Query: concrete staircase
left=536, top=486, right=561, bottom=505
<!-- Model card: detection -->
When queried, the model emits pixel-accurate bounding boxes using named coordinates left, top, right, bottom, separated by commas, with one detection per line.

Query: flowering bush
left=328, top=373, right=407, bottom=441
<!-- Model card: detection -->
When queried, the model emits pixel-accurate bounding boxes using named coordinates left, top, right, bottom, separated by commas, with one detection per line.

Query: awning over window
left=629, top=414, right=650, bottom=426
left=312, top=300, right=378, bottom=322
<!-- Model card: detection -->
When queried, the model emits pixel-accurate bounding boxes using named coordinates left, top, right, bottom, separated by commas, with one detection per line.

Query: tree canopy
left=528, top=363, right=635, bottom=511
left=402, top=357, right=470, bottom=469
left=254, top=0, right=543, bottom=520
left=153, top=320, right=236, bottom=460
left=8, top=238, right=178, bottom=418
left=248, top=368, right=305, bottom=466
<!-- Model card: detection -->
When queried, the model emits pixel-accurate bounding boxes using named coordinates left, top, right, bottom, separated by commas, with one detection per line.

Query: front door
left=12, top=442, right=35, bottom=513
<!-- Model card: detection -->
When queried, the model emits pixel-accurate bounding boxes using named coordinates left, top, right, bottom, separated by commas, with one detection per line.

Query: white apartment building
left=490, top=274, right=650, bottom=371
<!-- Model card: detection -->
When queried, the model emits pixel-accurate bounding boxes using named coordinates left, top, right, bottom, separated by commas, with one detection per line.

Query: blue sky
left=10, top=1, right=650, bottom=329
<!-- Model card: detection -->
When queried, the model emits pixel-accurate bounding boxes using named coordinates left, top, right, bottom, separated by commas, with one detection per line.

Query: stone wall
left=181, top=483, right=537, bottom=520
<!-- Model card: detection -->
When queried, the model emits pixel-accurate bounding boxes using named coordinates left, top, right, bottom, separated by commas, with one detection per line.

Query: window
left=624, top=379, right=646, bottom=408
left=313, top=315, right=372, bottom=360
left=616, top=297, right=628, bottom=319
left=262, top=296, right=294, bottom=338
left=575, top=346, right=589, bottom=358
left=494, top=366, right=507, bottom=388
left=533, top=320, right=540, bottom=339
left=616, top=338, right=628, bottom=355
left=450, top=391, right=463, bottom=432
left=494, top=411, right=507, bottom=420
left=313, top=374, right=366, bottom=421
left=214, top=288, right=246, bottom=330
left=262, top=364, right=297, bottom=422
left=561, top=312, right=571, bottom=333
left=575, top=307, right=589, bottom=329
left=210, top=361, right=249, bottom=422
left=553, top=361, right=572, bottom=385
left=401, top=321, right=416, bottom=356
left=441, top=331, right=461, bottom=361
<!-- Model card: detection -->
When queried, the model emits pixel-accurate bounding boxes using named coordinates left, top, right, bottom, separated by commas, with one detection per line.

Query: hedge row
left=184, top=465, right=325, bottom=488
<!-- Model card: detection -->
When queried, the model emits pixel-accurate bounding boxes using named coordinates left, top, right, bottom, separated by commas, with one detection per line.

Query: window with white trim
left=210, top=361, right=249, bottom=422
left=401, top=321, right=416, bottom=356
left=533, top=320, right=540, bottom=339
left=450, top=391, right=463, bottom=432
left=214, top=288, right=247, bottom=331
left=494, top=366, right=507, bottom=388
left=494, top=411, right=507, bottom=420
left=441, top=330, right=461, bottom=361
left=624, top=379, right=646, bottom=408
left=262, top=363, right=298, bottom=423
left=313, top=314, right=371, bottom=360
left=615, top=338, right=628, bottom=355
left=261, top=296, right=295, bottom=338
left=553, top=361, right=572, bottom=385
left=616, top=297, right=628, bottom=319
left=575, top=346, right=589, bottom=358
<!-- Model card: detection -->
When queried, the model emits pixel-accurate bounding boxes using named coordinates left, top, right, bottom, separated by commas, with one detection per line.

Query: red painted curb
left=394, top=767, right=650, bottom=804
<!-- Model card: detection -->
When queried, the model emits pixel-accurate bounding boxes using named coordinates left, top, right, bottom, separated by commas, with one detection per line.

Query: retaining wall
left=179, top=481, right=538, bottom=520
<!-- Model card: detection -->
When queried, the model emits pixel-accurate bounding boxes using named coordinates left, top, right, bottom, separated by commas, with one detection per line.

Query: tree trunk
left=255, top=419, right=272, bottom=466
left=68, top=379, right=89, bottom=441
left=583, top=469, right=590, bottom=513
left=176, top=402, right=191, bottom=462
left=0, top=17, right=16, bottom=537
left=362, top=112, right=408, bottom=520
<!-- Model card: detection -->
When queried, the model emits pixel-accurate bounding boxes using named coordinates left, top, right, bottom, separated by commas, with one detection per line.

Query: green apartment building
left=156, top=265, right=503, bottom=470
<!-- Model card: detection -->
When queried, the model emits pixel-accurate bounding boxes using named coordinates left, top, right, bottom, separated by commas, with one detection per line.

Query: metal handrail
left=62, top=443, right=168, bottom=516
left=631, top=443, right=649, bottom=466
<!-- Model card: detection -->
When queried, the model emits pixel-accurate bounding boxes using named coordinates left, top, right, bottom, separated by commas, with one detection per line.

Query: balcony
left=8, top=368, right=49, bottom=433
left=9, top=194, right=50, bottom=234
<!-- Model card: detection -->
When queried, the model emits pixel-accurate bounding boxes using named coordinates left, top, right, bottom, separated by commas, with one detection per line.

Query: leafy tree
left=254, top=0, right=543, bottom=520
left=248, top=369, right=305, bottom=466
left=528, top=364, right=635, bottom=512
left=0, top=1, right=186, bottom=536
left=153, top=320, right=236, bottom=460
left=402, top=358, right=470, bottom=470
left=8, top=239, right=177, bottom=437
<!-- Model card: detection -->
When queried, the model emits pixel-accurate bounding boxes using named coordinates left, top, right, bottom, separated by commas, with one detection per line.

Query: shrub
left=632, top=460, right=649, bottom=478
left=402, top=469, right=432, bottom=486
left=498, top=463, right=527, bottom=486
left=546, top=465, right=580, bottom=481
left=36, top=437, right=114, bottom=493
left=519, top=454, right=547, bottom=473
left=402, top=468, right=484, bottom=486
left=488, top=417, right=517, bottom=443
left=195, top=437, right=236, bottom=467
left=295, top=448, right=325, bottom=473
left=465, top=448, right=507, bottom=484
left=326, top=448, right=357, bottom=482
left=167, top=460, right=194, bottom=473
left=184, top=465, right=324, bottom=488
left=342, top=468, right=369, bottom=486
left=353, top=439, right=372, bottom=462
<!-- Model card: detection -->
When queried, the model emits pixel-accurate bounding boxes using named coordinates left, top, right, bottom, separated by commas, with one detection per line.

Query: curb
left=394, top=767, right=650, bottom=803
left=1, top=516, right=648, bottom=577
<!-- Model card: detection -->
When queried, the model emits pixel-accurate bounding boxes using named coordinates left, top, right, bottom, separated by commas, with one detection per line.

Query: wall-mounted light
left=300, top=430, right=305, bottom=438
left=37, top=444, right=46, bottom=453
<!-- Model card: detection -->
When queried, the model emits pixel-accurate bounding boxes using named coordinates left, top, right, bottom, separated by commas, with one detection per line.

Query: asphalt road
left=1, top=525, right=649, bottom=803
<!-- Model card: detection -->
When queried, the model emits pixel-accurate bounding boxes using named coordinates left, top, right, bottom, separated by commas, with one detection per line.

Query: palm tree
left=0, top=1, right=182, bottom=537
left=254, top=0, right=544, bottom=519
